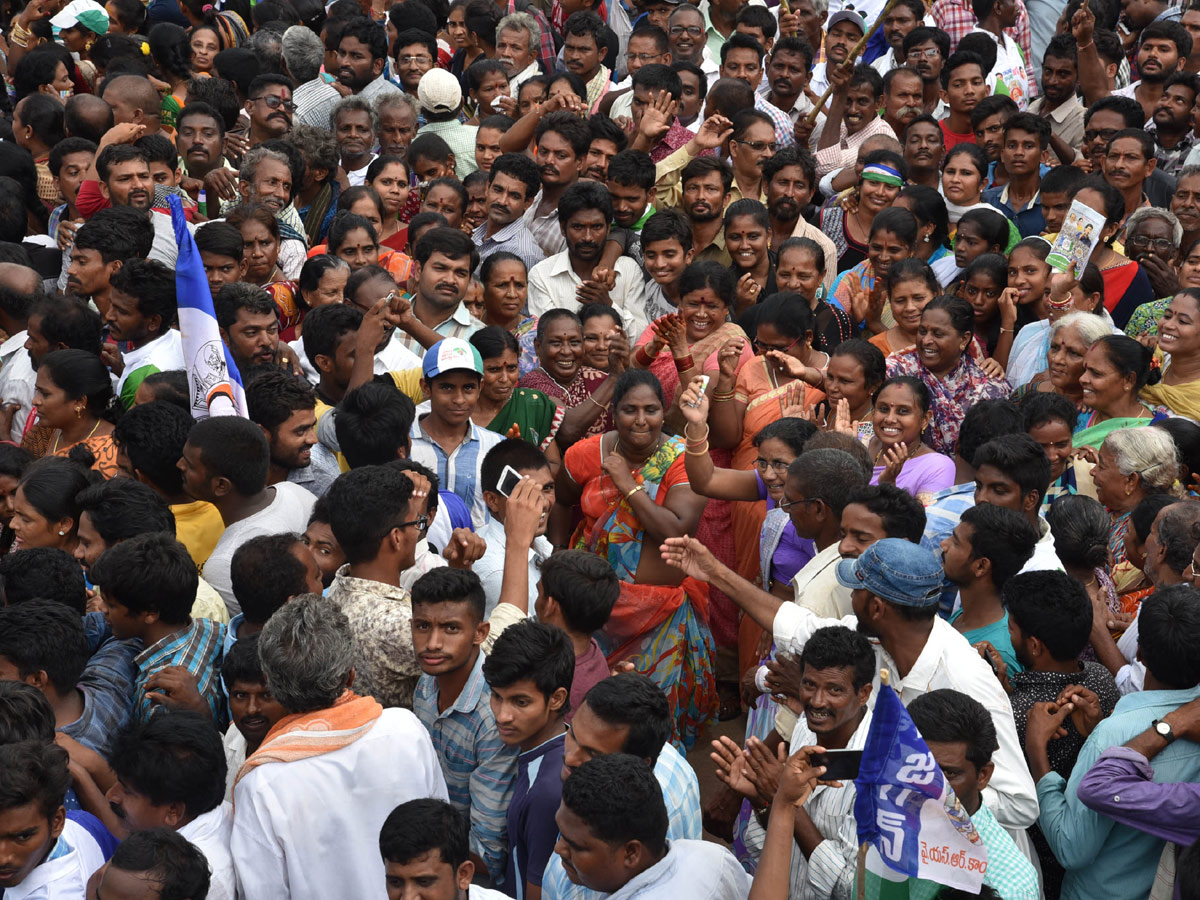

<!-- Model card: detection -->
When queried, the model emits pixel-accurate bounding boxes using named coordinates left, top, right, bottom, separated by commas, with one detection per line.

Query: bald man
left=0, top=263, right=43, bottom=441
left=65, top=94, right=116, bottom=145
left=101, top=75, right=168, bottom=137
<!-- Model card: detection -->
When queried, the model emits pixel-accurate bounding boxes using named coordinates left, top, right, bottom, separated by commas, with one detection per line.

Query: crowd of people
left=3, top=0, right=1200, bottom=896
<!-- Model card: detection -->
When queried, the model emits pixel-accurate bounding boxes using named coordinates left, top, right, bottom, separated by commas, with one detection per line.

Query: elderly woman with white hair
left=1008, top=263, right=1119, bottom=389
left=1091, top=421, right=1179, bottom=573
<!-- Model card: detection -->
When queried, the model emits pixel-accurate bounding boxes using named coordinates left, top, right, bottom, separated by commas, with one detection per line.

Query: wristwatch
left=1153, top=719, right=1176, bottom=745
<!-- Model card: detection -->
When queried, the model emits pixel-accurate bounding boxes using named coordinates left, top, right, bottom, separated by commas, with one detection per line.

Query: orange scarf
left=234, top=690, right=383, bottom=788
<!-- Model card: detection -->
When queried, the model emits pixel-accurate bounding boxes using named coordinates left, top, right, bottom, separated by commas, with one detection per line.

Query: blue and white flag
left=168, top=195, right=247, bottom=419
left=853, top=683, right=988, bottom=896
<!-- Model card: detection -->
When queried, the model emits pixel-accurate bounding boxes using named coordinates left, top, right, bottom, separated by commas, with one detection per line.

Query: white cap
left=51, top=0, right=109, bottom=33
left=417, top=69, right=462, bottom=115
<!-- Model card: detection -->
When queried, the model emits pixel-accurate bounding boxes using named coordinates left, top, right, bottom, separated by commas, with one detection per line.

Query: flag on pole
left=853, top=683, right=988, bottom=899
left=168, top=194, right=247, bottom=420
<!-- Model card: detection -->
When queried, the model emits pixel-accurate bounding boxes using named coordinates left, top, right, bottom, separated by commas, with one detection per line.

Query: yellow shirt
left=190, top=577, right=230, bottom=623
left=172, top=500, right=225, bottom=570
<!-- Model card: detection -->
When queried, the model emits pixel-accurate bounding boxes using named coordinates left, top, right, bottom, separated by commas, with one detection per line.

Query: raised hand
left=652, top=313, right=689, bottom=357
left=735, top=272, right=763, bottom=310
left=504, top=476, right=546, bottom=549
left=717, top=338, right=745, bottom=379
left=778, top=746, right=827, bottom=805
left=710, top=736, right=759, bottom=799
left=691, top=114, right=734, bottom=154
left=745, top=737, right=784, bottom=801
left=833, top=397, right=855, bottom=435
left=608, top=328, right=631, bottom=374
left=443, top=528, right=487, bottom=568
left=779, top=379, right=810, bottom=419
left=974, top=640, right=1012, bottom=694
left=679, top=375, right=711, bottom=426
left=998, top=286, right=1020, bottom=330
left=877, top=441, right=908, bottom=485
left=637, top=89, right=679, bottom=144
left=660, top=535, right=722, bottom=582
left=1071, top=0, right=1095, bottom=45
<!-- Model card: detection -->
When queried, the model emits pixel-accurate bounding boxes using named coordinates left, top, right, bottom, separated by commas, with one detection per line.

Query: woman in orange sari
left=709, top=293, right=827, bottom=676
left=26, top=350, right=119, bottom=478
left=551, top=370, right=716, bottom=749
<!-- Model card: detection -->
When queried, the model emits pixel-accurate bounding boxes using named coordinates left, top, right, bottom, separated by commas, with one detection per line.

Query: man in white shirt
left=379, top=799, right=513, bottom=900
left=553, top=754, right=751, bottom=900
left=527, top=180, right=649, bottom=337
left=181, top=415, right=316, bottom=615
left=0, top=263, right=41, bottom=441
left=659, top=536, right=1041, bottom=834
left=476, top=438, right=556, bottom=617
left=105, top=710, right=237, bottom=900
left=0, top=740, right=105, bottom=900
left=497, top=13, right=543, bottom=91
left=106, top=258, right=184, bottom=409
left=231, top=594, right=449, bottom=900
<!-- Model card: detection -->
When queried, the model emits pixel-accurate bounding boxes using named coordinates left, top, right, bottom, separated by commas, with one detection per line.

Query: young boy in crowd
left=194, top=222, right=249, bottom=299
left=939, top=50, right=988, bottom=150
left=982, top=113, right=1051, bottom=237
left=411, top=567, right=517, bottom=883
left=220, top=634, right=287, bottom=800
left=303, top=494, right=346, bottom=588
left=1037, top=165, right=1088, bottom=235
left=640, top=209, right=695, bottom=320
left=482, top=619, right=574, bottom=900
left=91, top=533, right=227, bottom=729
left=970, top=95, right=1018, bottom=175
left=412, top=338, right=503, bottom=529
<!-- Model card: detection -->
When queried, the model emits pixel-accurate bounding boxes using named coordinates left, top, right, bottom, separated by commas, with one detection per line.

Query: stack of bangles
left=673, top=354, right=694, bottom=372
left=712, top=387, right=735, bottom=402
left=9, top=22, right=32, bottom=47
left=685, top=423, right=709, bottom=455
left=633, top=345, right=656, bottom=367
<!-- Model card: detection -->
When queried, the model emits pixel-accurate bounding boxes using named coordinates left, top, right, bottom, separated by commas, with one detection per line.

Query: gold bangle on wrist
left=624, top=484, right=646, bottom=501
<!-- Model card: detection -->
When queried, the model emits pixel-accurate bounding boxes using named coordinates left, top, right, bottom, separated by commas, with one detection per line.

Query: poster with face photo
left=1046, top=200, right=1107, bottom=278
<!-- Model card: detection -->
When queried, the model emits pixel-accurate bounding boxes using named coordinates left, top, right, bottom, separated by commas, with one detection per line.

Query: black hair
left=972, top=433, right=1053, bottom=505
left=16, top=454, right=92, bottom=532
left=797, top=624, right=876, bottom=692
left=0, top=740, right=70, bottom=821
left=340, top=17, right=389, bottom=61
left=720, top=31, right=765, bottom=65
left=186, top=414, right=269, bottom=495
left=1139, top=585, right=1200, bottom=689
left=736, top=5, right=777, bottom=41
left=897, top=184, right=950, bottom=249
left=16, top=94, right=65, bottom=147
left=756, top=291, right=814, bottom=340
left=1156, top=418, right=1200, bottom=483
left=109, top=709, right=226, bottom=818
left=327, top=211, right=379, bottom=255
left=1020, top=390, right=1077, bottom=435
left=0, top=682, right=56, bottom=743
left=135, top=131, right=179, bottom=171
left=482, top=618, right=574, bottom=708
left=0, top=600, right=90, bottom=695
left=942, top=142, right=989, bottom=183
left=214, top=281, right=278, bottom=333
left=630, top=62, right=683, bottom=102
left=480, top=437, right=549, bottom=494
left=873, top=374, right=931, bottom=418
left=76, top=478, right=175, bottom=544
left=411, top=567, right=486, bottom=622
left=380, top=798, right=470, bottom=868
left=611, top=368, right=664, bottom=408
left=754, top=416, right=818, bottom=455
left=869, top=206, right=919, bottom=247
left=968, top=94, right=1017, bottom=131
left=939, top=49, right=984, bottom=90
left=678, top=260, right=734, bottom=308
left=959, top=503, right=1040, bottom=588
left=109, top=258, right=179, bottom=332
left=787, top=447, right=871, bottom=517
left=230, top=533, right=310, bottom=625
left=629, top=22, right=670, bottom=53
left=681, top=155, right=733, bottom=193
left=0, top=547, right=87, bottom=613
left=177, top=99, right=226, bottom=138
left=535, top=110, right=592, bottom=157
left=335, top=382, right=416, bottom=469
left=112, top=400, right=194, bottom=496
left=1142, top=19, right=1193, bottom=59
left=1003, top=570, right=1093, bottom=661
left=12, top=46, right=69, bottom=102
left=246, top=368, right=316, bottom=434
left=724, top=196, right=770, bottom=234
left=108, top=829, right=212, bottom=899
left=906, top=688, right=998, bottom=770
left=185, top=75, right=242, bottom=130
left=640, top=207, right=692, bottom=252
left=73, top=206, right=155, bottom=264
left=195, top=220, right=245, bottom=261
left=860, top=148, right=908, bottom=182
left=1044, top=494, right=1111, bottom=571
left=903, top=25, right=950, bottom=60
left=580, top=674, right=669, bottom=762
left=848, top=62, right=884, bottom=99
left=578, top=303, right=623, bottom=331
left=829, top=339, right=887, bottom=395
left=408, top=132, right=454, bottom=166
left=221, top=632, right=266, bottom=691
left=671, top=59, right=707, bottom=96
left=843, top=483, right=927, bottom=544
left=1130, top=493, right=1179, bottom=545
left=477, top=252, right=528, bottom=288
left=956, top=207, right=1009, bottom=252
left=607, top=149, right=654, bottom=192
left=413, top=226, right=479, bottom=269
left=326, top=464, right=416, bottom=563
left=540, top=549, right=619, bottom=634
left=1093, top=334, right=1154, bottom=391
left=887, top=257, right=940, bottom=297
left=922, top=294, right=975, bottom=338
left=489, top=152, right=542, bottom=199
left=557, top=179, right=613, bottom=227
left=91, top=533, right=198, bottom=624
left=424, top=176, right=468, bottom=214
left=560, top=754, right=668, bottom=853
left=466, top=57, right=508, bottom=93
left=762, top=144, right=818, bottom=192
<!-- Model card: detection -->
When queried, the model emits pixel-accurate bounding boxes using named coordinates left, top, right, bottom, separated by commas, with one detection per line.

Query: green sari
left=485, top=388, right=563, bottom=451
left=1073, top=407, right=1167, bottom=449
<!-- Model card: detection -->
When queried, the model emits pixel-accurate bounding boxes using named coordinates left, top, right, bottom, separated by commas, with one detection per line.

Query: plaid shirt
left=134, top=618, right=227, bottom=728
left=414, top=653, right=519, bottom=882
left=541, top=742, right=702, bottom=900
left=514, top=0, right=558, bottom=75
left=755, top=94, right=797, bottom=150
left=931, top=0, right=1032, bottom=79
left=62, top=633, right=139, bottom=759
left=920, top=481, right=976, bottom=617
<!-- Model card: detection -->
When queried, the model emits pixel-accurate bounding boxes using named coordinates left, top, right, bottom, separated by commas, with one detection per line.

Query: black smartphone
left=808, top=749, right=863, bottom=781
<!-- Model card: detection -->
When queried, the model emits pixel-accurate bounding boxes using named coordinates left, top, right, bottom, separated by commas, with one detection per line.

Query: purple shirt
left=504, top=730, right=566, bottom=899
left=567, top=639, right=609, bottom=725
left=1077, top=745, right=1200, bottom=846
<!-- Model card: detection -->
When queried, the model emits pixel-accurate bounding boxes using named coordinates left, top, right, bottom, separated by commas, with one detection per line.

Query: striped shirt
left=133, top=618, right=227, bottom=727
left=418, top=119, right=480, bottom=180
left=541, top=743, right=703, bottom=900
left=522, top=189, right=569, bottom=259
left=415, top=652, right=519, bottom=882
left=410, top=413, right=504, bottom=529
left=62, top=627, right=139, bottom=759
left=474, top=219, right=546, bottom=275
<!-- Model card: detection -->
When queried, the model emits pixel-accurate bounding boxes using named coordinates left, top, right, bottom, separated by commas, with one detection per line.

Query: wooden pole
left=804, top=0, right=908, bottom=125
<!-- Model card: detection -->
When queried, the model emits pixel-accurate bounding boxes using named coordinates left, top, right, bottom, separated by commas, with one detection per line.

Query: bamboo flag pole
left=805, top=0, right=908, bottom=126
left=855, top=668, right=890, bottom=900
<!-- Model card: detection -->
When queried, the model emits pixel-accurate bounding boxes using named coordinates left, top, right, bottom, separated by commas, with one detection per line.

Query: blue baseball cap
left=422, top=338, right=483, bottom=379
left=835, top=539, right=944, bottom=608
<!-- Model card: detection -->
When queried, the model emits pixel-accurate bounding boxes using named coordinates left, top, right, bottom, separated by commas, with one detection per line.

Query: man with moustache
left=333, top=97, right=378, bottom=187
left=243, top=74, right=295, bottom=150
left=398, top=228, right=485, bottom=358
left=872, top=0, right=925, bottom=74
left=678, top=156, right=733, bottom=266
left=1081, top=14, right=1190, bottom=123
left=1028, top=36, right=1087, bottom=164
left=1170, top=164, right=1200, bottom=249
left=1147, top=71, right=1200, bottom=176
left=808, top=10, right=865, bottom=98
left=527, top=181, right=648, bottom=337
left=523, top=112, right=590, bottom=257
left=759, top=37, right=818, bottom=133
left=881, top=66, right=925, bottom=140
left=667, top=4, right=718, bottom=82
left=1083, top=96, right=1176, bottom=206
left=1103, top=129, right=1159, bottom=222
left=474, top=153, right=545, bottom=273
left=337, top=18, right=401, bottom=101
left=902, top=26, right=950, bottom=119
left=496, top=14, right=543, bottom=92
left=175, top=102, right=229, bottom=188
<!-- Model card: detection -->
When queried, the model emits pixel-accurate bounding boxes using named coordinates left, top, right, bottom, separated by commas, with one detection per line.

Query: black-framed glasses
left=253, top=95, right=295, bottom=111
left=669, top=25, right=704, bottom=36
left=626, top=51, right=662, bottom=62
left=734, top=139, right=779, bottom=153
left=397, top=514, right=430, bottom=534
left=1083, top=127, right=1119, bottom=143
left=1126, top=235, right=1176, bottom=253
left=778, top=496, right=814, bottom=511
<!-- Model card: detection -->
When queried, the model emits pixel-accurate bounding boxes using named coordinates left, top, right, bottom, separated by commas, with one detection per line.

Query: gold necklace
left=872, top=440, right=918, bottom=467
left=51, top=419, right=101, bottom=455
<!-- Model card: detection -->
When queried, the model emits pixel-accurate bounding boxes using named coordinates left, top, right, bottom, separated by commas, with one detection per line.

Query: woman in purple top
left=868, top=376, right=956, bottom=506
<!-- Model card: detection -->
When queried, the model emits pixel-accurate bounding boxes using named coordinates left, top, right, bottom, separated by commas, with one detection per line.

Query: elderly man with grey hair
left=496, top=12, right=543, bottom=89
left=332, top=95, right=379, bottom=186
left=285, top=25, right=343, bottom=130
left=230, top=593, right=448, bottom=900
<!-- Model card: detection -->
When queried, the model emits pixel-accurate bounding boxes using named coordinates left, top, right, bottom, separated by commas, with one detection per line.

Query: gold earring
left=75, top=407, right=83, bottom=418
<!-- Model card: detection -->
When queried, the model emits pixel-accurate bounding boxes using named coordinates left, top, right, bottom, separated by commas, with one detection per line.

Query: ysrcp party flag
left=169, top=194, right=247, bottom=419
left=853, top=683, right=988, bottom=898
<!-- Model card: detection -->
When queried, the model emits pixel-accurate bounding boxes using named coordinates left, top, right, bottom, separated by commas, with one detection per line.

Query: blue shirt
left=982, top=184, right=1047, bottom=239
left=414, top=653, right=519, bottom=882
left=504, top=731, right=566, bottom=900
left=1036, top=684, right=1200, bottom=900
left=62, top=631, right=139, bottom=759
left=921, top=482, right=976, bottom=617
